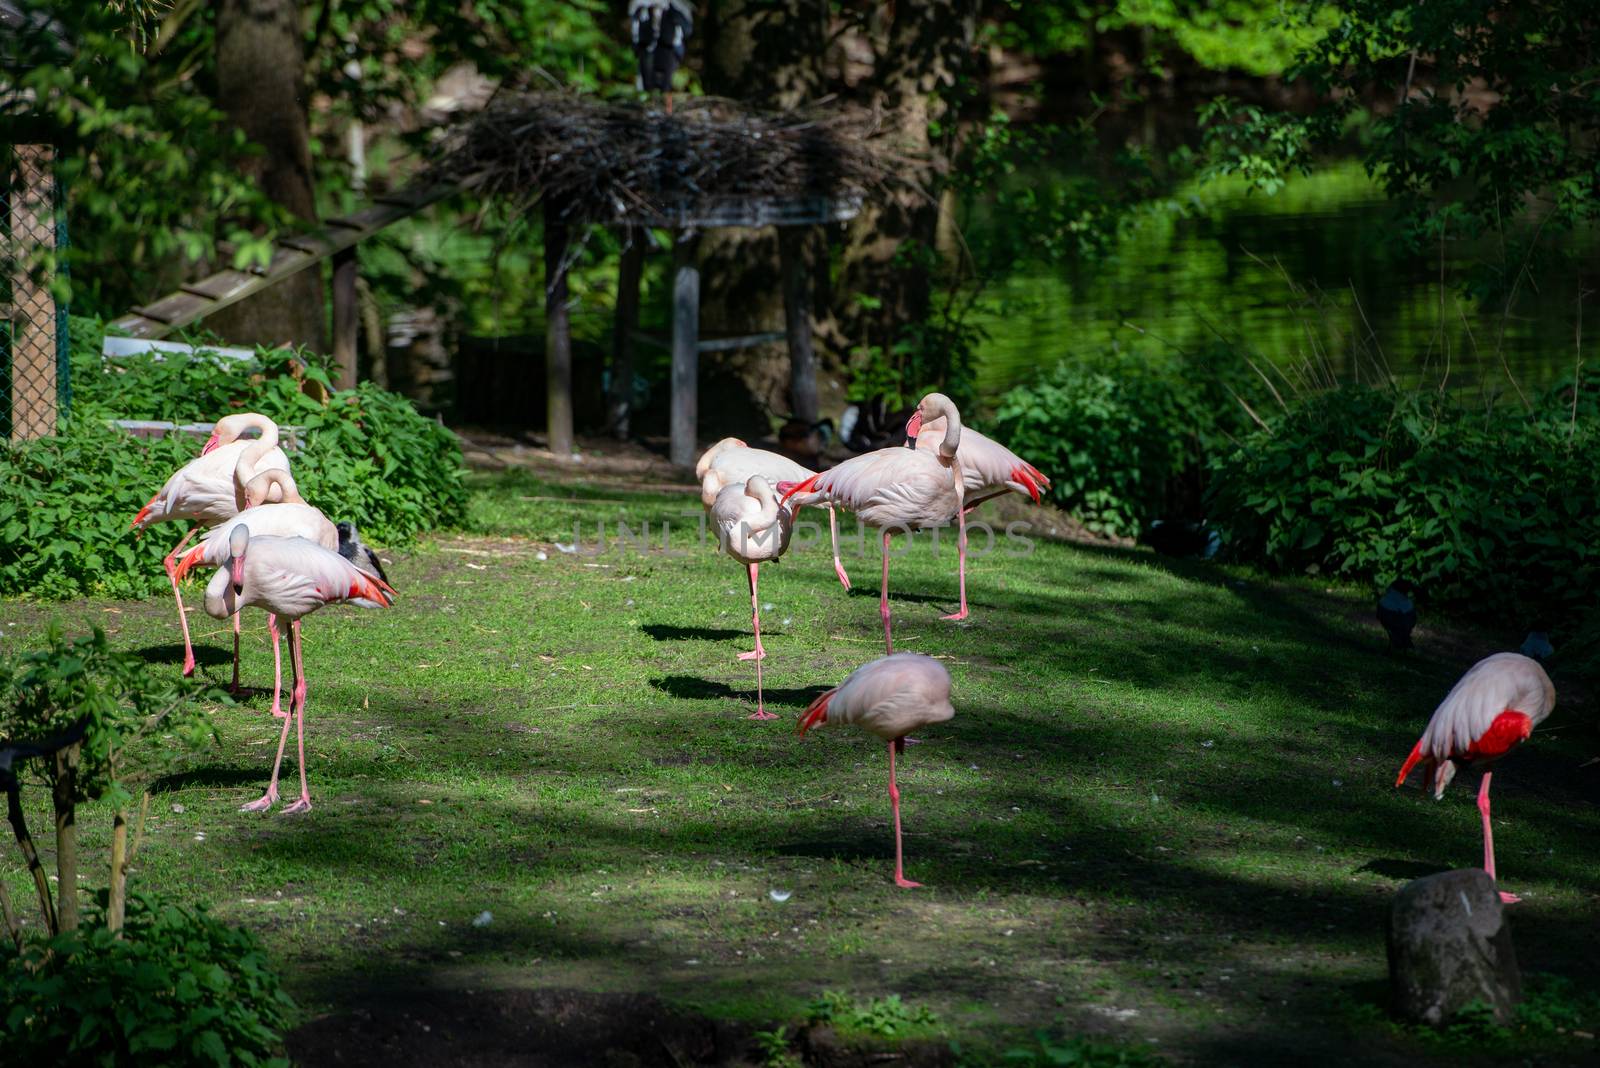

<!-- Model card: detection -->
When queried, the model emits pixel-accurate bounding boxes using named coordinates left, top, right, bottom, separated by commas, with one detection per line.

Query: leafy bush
left=1207, top=384, right=1600, bottom=626
left=991, top=348, right=1253, bottom=537
left=806, top=990, right=940, bottom=1038
left=0, top=892, right=296, bottom=1066
left=0, top=320, right=466, bottom=599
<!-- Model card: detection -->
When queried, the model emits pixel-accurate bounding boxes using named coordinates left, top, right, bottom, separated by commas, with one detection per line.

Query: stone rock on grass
left=1387, top=868, right=1520, bottom=1025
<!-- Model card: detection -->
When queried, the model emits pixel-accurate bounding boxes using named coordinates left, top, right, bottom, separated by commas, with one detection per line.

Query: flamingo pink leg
left=738, top=562, right=767, bottom=664
left=889, top=740, right=920, bottom=888
left=281, top=620, right=313, bottom=815
left=828, top=505, right=852, bottom=590
left=880, top=530, right=894, bottom=654
left=744, top=563, right=777, bottom=720
left=1479, top=771, right=1518, bottom=904
left=941, top=506, right=969, bottom=621
left=163, top=528, right=200, bottom=676
left=229, top=612, right=243, bottom=692
left=241, top=615, right=288, bottom=812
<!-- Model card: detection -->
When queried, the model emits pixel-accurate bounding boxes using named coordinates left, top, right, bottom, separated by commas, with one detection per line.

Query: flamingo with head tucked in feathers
left=131, top=413, right=290, bottom=678
left=1396, top=652, right=1555, bottom=903
left=797, top=653, right=955, bottom=888
left=188, top=528, right=395, bottom=814
left=698, top=437, right=852, bottom=590
left=712, top=476, right=793, bottom=720
left=912, top=416, right=1049, bottom=621
left=782, top=394, right=965, bottom=653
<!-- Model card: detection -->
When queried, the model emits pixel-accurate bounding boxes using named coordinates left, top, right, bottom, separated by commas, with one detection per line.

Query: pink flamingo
left=797, top=653, right=955, bottom=888
left=190, top=528, right=395, bottom=814
left=782, top=394, right=965, bottom=653
left=131, top=413, right=290, bottom=678
left=711, top=476, right=793, bottom=720
left=912, top=417, right=1049, bottom=621
left=1396, top=652, right=1555, bottom=903
left=698, top=438, right=852, bottom=590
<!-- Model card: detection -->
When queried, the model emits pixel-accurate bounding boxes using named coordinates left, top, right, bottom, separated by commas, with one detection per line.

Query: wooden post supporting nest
left=778, top=226, right=819, bottom=424
left=609, top=227, right=644, bottom=439
left=331, top=246, right=359, bottom=391
left=545, top=201, right=574, bottom=458
left=8, top=145, right=59, bottom=442
left=670, top=230, right=701, bottom=468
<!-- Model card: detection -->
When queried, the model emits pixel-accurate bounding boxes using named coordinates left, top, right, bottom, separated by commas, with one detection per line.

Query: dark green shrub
left=1, top=319, right=466, bottom=599
left=991, top=349, right=1251, bottom=537
left=1207, top=384, right=1600, bottom=624
left=0, top=892, right=296, bottom=1066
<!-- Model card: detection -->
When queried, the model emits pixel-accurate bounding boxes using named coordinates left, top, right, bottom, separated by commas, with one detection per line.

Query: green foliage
left=0, top=891, right=296, bottom=1067
left=989, top=1030, right=1167, bottom=1067
left=806, top=990, right=939, bottom=1039
left=0, top=623, right=219, bottom=804
left=1207, top=382, right=1600, bottom=627
left=0, top=320, right=466, bottom=599
left=753, top=1026, right=803, bottom=1068
left=991, top=348, right=1254, bottom=537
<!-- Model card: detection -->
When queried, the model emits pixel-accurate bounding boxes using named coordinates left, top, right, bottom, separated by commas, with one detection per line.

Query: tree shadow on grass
left=1355, top=858, right=1449, bottom=881
left=649, top=674, right=829, bottom=708
left=149, top=766, right=265, bottom=793
left=641, top=624, right=749, bottom=642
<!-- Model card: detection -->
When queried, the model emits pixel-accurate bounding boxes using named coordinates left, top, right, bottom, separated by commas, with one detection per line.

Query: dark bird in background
left=337, top=521, right=390, bottom=586
left=776, top=417, right=834, bottom=469
left=1521, top=628, right=1554, bottom=663
left=1376, top=580, right=1417, bottom=650
left=1143, top=519, right=1221, bottom=560
left=840, top=395, right=915, bottom=453
left=630, top=0, right=693, bottom=114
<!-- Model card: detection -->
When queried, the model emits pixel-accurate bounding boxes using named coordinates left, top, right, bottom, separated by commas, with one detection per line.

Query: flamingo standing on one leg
left=912, top=413, right=1049, bottom=621
left=698, top=437, right=852, bottom=589
left=797, top=653, right=955, bottom=888
left=781, top=394, right=965, bottom=654
left=1396, top=652, right=1555, bottom=903
left=194, top=527, right=395, bottom=814
left=711, top=476, right=794, bottom=720
left=130, top=413, right=290, bottom=677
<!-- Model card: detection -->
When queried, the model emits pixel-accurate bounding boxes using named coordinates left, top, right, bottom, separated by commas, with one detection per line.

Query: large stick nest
left=429, top=92, right=918, bottom=227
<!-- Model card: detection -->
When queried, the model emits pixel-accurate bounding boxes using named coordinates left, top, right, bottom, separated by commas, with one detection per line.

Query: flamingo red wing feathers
left=1462, top=711, right=1533, bottom=761
left=797, top=687, right=834, bottom=736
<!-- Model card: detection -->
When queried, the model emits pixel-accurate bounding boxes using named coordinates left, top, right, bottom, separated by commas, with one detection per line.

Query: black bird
left=1143, top=519, right=1221, bottom=560
left=630, top=0, right=693, bottom=113
left=1521, top=628, right=1555, bottom=663
left=336, top=521, right=391, bottom=586
left=1376, top=580, right=1417, bottom=650
left=1, top=717, right=89, bottom=793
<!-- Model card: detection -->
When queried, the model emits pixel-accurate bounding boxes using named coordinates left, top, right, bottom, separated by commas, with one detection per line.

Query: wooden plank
left=107, top=314, right=166, bottom=339
left=278, top=231, right=342, bottom=256
left=669, top=232, right=700, bottom=469
left=608, top=228, right=644, bottom=439
left=545, top=203, right=574, bottom=458
left=249, top=245, right=315, bottom=277
left=696, top=331, right=784, bottom=354
left=324, top=203, right=410, bottom=232
left=134, top=291, right=213, bottom=325
left=180, top=270, right=256, bottom=301
left=331, top=248, right=359, bottom=390
left=779, top=226, right=819, bottom=422
left=634, top=194, right=864, bottom=230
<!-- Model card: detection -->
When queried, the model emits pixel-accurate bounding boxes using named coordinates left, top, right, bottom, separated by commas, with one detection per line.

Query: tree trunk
left=609, top=229, right=644, bottom=439
left=5, top=786, right=54, bottom=934
left=835, top=1, right=979, bottom=358
left=696, top=1, right=830, bottom=426
left=52, top=745, right=79, bottom=932
left=545, top=205, right=574, bottom=457
left=779, top=226, right=819, bottom=422
left=670, top=231, right=701, bottom=467
left=107, top=808, right=129, bottom=934
left=208, top=0, right=325, bottom=350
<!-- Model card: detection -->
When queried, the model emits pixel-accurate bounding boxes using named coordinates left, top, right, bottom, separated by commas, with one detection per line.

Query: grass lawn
left=4, top=452, right=1598, bottom=1065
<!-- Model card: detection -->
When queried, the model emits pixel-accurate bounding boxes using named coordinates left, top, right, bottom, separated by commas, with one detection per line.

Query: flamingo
left=782, top=394, right=965, bottom=653
left=912, top=415, right=1050, bottom=621
left=712, top=476, right=793, bottom=720
left=131, top=413, right=290, bottom=677
left=698, top=438, right=852, bottom=589
left=1396, top=652, right=1555, bottom=903
left=193, top=528, right=395, bottom=814
left=797, top=653, right=955, bottom=888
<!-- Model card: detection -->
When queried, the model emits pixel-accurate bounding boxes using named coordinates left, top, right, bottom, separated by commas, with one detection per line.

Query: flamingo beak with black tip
left=904, top=409, right=923, bottom=447
left=201, top=431, right=222, bottom=455
left=228, top=524, right=250, bottom=595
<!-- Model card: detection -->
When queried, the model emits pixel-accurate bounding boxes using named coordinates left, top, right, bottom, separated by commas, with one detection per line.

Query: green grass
left=4, top=464, right=1599, bottom=1064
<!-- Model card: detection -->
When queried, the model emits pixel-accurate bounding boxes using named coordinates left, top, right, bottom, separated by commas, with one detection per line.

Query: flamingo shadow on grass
left=649, top=674, right=829, bottom=708
left=1355, top=857, right=1449, bottom=881
left=148, top=766, right=267, bottom=794
left=129, top=642, right=230, bottom=668
left=845, top=585, right=952, bottom=607
left=640, top=624, right=750, bottom=642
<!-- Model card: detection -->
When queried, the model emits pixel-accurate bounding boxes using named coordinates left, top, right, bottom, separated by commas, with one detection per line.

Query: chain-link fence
left=2, top=143, right=70, bottom=441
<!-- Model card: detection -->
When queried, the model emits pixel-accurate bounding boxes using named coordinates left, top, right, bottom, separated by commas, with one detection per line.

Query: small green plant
left=806, top=990, right=939, bottom=1039
left=754, top=1025, right=803, bottom=1068
left=0, top=891, right=297, bottom=1066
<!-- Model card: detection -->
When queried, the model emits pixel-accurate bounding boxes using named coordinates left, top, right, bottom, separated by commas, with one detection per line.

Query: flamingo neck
left=747, top=480, right=781, bottom=529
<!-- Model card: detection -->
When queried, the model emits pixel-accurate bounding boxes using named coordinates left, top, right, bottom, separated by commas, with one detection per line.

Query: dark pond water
left=970, top=163, right=1598, bottom=404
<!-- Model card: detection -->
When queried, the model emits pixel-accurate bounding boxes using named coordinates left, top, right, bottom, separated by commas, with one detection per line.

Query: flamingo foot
left=280, top=797, right=313, bottom=816
left=737, top=648, right=767, bottom=662
left=894, top=876, right=923, bottom=889
left=240, top=788, right=278, bottom=813
left=940, top=608, right=969, bottom=622
left=182, top=654, right=196, bottom=677
left=834, top=560, right=852, bottom=591
left=1498, top=890, right=1522, bottom=905
left=747, top=709, right=779, bottom=721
